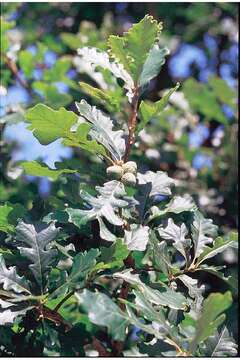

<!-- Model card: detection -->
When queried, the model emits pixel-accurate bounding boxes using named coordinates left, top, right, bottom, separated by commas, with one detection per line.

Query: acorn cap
left=121, top=172, right=137, bottom=186
left=122, top=161, right=137, bottom=174
left=106, top=165, right=124, bottom=179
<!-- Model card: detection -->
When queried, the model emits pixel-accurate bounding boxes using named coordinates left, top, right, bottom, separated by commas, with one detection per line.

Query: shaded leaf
left=203, top=326, right=238, bottom=357
left=50, top=249, right=99, bottom=298
left=113, top=269, right=188, bottom=310
left=189, top=291, right=232, bottom=354
left=196, top=232, right=238, bottom=265
left=76, top=289, right=128, bottom=341
left=0, top=255, right=31, bottom=295
left=0, top=203, right=27, bottom=233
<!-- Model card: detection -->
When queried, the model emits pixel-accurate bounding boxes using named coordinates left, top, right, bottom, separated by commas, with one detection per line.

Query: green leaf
left=76, top=289, right=128, bottom=341
left=183, top=78, right=227, bottom=124
left=203, top=326, right=238, bottom=357
left=110, top=15, right=162, bottom=85
left=43, top=58, right=71, bottom=82
left=32, top=81, right=72, bottom=108
left=124, top=225, right=150, bottom=251
left=113, top=270, right=188, bottom=310
left=191, top=211, right=218, bottom=260
left=25, top=103, right=78, bottom=145
left=158, top=218, right=190, bottom=261
left=95, top=239, right=129, bottom=271
left=0, top=255, right=31, bottom=295
left=60, top=32, right=82, bottom=50
left=0, top=203, right=27, bottom=233
left=76, top=47, right=134, bottom=102
left=16, top=221, right=59, bottom=294
left=139, top=45, right=169, bottom=87
left=18, top=50, right=35, bottom=78
left=62, top=122, right=107, bottom=157
left=67, top=180, right=128, bottom=241
left=50, top=249, right=99, bottom=298
left=79, top=81, right=121, bottom=112
left=76, top=100, right=126, bottom=160
left=208, top=76, right=236, bottom=108
left=138, top=83, right=180, bottom=133
left=108, top=35, right=132, bottom=75
left=21, top=161, right=77, bottom=180
left=196, top=232, right=238, bottom=265
left=189, top=291, right=232, bottom=354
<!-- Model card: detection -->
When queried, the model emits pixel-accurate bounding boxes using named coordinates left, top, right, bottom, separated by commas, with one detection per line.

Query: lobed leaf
left=203, top=326, right=238, bottom=357
left=76, top=100, right=126, bottom=160
left=0, top=255, right=31, bottom=295
left=191, top=211, right=218, bottom=260
left=25, top=103, right=78, bottom=145
left=189, top=291, right=232, bottom=354
left=124, top=225, right=150, bottom=251
left=16, top=221, right=59, bottom=294
left=67, top=180, right=128, bottom=241
left=158, top=218, right=190, bottom=261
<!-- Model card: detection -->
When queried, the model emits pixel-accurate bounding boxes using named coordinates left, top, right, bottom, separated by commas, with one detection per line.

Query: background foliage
left=0, top=2, right=238, bottom=357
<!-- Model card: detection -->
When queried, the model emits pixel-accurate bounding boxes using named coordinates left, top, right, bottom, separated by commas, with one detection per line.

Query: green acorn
left=106, top=165, right=124, bottom=179
left=122, top=161, right=137, bottom=174
left=121, top=172, right=137, bottom=186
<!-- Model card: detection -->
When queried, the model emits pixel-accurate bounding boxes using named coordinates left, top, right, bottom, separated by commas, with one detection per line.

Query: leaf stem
left=123, top=87, right=140, bottom=162
left=54, top=290, right=74, bottom=312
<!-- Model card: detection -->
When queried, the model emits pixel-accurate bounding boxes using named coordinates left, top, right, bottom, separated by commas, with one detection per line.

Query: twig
left=118, top=281, right=130, bottom=311
left=5, top=56, right=33, bottom=94
left=92, top=337, right=111, bottom=356
left=123, top=87, right=140, bottom=162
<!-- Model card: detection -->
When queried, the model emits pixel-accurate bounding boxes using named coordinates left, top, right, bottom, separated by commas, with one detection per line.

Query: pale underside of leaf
left=76, top=99, right=126, bottom=161
left=16, top=221, right=59, bottom=294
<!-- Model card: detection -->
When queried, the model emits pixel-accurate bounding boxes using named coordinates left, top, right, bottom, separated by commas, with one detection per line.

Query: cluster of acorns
left=106, top=161, right=137, bottom=186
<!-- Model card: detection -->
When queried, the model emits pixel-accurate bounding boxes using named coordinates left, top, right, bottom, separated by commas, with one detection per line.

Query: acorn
left=106, top=165, right=124, bottom=179
left=122, top=161, right=137, bottom=174
left=121, top=172, right=137, bottom=186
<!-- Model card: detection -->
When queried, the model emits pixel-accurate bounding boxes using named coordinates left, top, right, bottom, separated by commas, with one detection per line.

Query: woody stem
left=123, top=87, right=139, bottom=162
